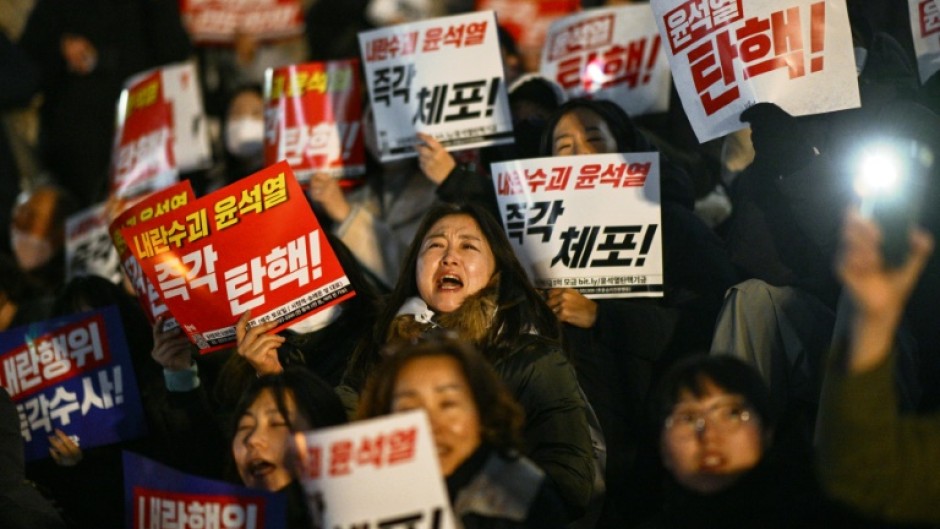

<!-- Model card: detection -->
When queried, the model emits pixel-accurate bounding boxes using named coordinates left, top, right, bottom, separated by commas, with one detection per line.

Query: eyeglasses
left=664, top=397, right=754, bottom=439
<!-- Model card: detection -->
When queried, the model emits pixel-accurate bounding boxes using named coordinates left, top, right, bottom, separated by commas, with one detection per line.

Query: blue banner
left=123, top=451, right=287, bottom=529
left=0, top=305, right=147, bottom=461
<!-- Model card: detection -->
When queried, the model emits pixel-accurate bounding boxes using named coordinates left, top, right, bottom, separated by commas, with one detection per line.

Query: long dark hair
left=358, top=335, right=525, bottom=456
left=230, top=366, right=348, bottom=438
left=344, top=203, right=559, bottom=390
left=539, top=97, right=651, bottom=156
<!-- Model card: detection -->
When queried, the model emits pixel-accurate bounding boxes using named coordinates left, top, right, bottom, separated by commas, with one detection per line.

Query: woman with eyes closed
left=344, top=202, right=596, bottom=522
left=358, top=337, right=567, bottom=529
left=538, top=98, right=737, bottom=526
left=230, top=367, right=347, bottom=528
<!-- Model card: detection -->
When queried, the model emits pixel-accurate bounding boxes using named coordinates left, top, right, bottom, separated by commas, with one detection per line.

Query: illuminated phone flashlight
left=853, top=139, right=931, bottom=267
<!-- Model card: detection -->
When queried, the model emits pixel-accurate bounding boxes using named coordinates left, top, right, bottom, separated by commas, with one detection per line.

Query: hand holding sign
left=235, top=311, right=285, bottom=376
left=48, top=428, right=83, bottom=466
left=416, top=132, right=457, bottom=184
left=546, top=288, right=599, bottom=328
left=309, top=171, right=351, bottom=222
left=151, top=316, right=193, bottom=372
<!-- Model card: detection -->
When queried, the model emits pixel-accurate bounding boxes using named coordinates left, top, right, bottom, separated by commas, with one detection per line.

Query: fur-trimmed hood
left=386, top=280, right=499, bottom=348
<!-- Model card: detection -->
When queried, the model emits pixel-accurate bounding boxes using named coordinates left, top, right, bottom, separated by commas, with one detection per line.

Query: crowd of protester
left=1, top=0, right=940, bottom=528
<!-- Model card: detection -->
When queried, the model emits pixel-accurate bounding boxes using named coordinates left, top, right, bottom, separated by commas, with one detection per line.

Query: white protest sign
left=491, top=153, right=664, bottom=298
left=160, top=62, right=212, bottom=173
left=650, top=0, right=859, bottom=142
left=65, top=203, right=123, bottom=284
left=294, top=411, right=457, bottom=529
left=540, top=5, right=672, bottom=116
left=358, top=11, right=514, bottom=161
left=910, top=0, right=940, bottom=83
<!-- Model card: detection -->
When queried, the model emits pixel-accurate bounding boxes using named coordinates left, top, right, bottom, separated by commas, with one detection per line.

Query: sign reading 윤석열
left=650, top=0, right=859, bottom=142
left=358, top=11, right=514, bottom=161
left=492, top=153, right=664, bottom=298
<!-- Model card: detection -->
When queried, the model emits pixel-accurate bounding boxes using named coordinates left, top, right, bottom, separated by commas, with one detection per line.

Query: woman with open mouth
left=230, top=367, right=347, bottom=527
left=344, top=202, right=596, bottom=523
left=647, top=355, right=840, bottom=528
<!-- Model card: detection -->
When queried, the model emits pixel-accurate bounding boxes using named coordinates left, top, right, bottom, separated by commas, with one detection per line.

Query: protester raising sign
left=0, top=306, right=146, bottom=461
left=120, top=162, right=354, bottom=353
left=541, top=4, right=672, bottom=116
left=124, top=452, right=287, bottom=529
left=66, top=203, right=123, bottom=284
left=358, top=11, right=514, bottom=161
left=178, top=0, right=304, bottom=44
left=112, top=61, right=212, bottom=198
left=910, top=0, right=940, bottom=83
left=264, top=60, right=365, bottom=182
left=111, top=70, right=176, bottom=199
left=294, top=410, right=457, bottom=529
left=110, top=181, right=197, bottom=327
left=650, top=0, right=859, bottom=142
left=492, top=153, right=664, bottom=298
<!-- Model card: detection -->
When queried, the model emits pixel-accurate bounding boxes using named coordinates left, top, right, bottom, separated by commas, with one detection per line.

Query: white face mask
left=225, top=117, right=264, bottom=158
left=11, top=229, right=54, bottom=271
left=287, top=304, right=343, bottom=334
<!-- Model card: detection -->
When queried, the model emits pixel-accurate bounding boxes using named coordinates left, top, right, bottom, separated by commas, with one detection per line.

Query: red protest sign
left=109, top=181, right=196, bottom=325
left=111, top=71, right=178, bottom=199
left=120, top=161, right=354, bottom=353
left=264, top=60, right=365, bottom=183
left=477, top=0, right=581, bottom=72
left=178, top=0, right=305, bottom=45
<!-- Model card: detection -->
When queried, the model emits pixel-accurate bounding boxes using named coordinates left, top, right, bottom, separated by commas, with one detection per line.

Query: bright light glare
left=855, top=149, right=901, bottom=198
left=585, top=59, right=607, bottom=90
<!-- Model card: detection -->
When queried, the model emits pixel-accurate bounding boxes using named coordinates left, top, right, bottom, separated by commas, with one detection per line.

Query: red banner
left=110, top=181, right=197, bottom=325
left=178, top=0, right=305, bottom=44
left=264, top=60, right=365, bottom=183
left=477, top=0, right=581, bottom=72
left=120, top=162, right=354, bottom=353
left=111, top=71, right=178, bottom=199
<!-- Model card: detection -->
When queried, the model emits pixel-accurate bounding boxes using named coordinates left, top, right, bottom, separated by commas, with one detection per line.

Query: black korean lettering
left=589, top=225, right=642, bottom=266
left=505, top=203, right=527, bottom=244
left=374, top=64, right=415, bottom=106
left=443, top=79, right=486, bottom=121
left=413, top=85, right=448, bottom=125
left=551, top=225, right=600, bottom=269
left=526, top=200, right=566, bottom=242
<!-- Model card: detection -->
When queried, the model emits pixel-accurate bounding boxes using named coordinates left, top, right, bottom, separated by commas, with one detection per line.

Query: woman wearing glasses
left=646, top=355, right=845, bottom=528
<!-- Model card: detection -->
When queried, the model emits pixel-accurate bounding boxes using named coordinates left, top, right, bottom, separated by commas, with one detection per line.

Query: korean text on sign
left=358, top=11, right=514, bottom=161
left=651, top=0, right=860, bottom=141
left=909, top=0, right=940, bottom=83
left=111, top=70, right=177, bottom=199
left=0, top=306, right=146, bottom=461
left=492, top=153, right=664, bottom=298
left=110, top=181, right=196, bottom=326
left=66, top=203, right=123, bottom=284
left=541, top=4, right=672, bottom=116
left=294, top=411, right=458, bottom=529
left=179, top=0, right=304, bottom=44
left=124, top=451, right=287, bottom=529
left=121, top=162, right=354, bottom=353
left=264, top=60, right=366, bottom=181
left=134, top=489, right=263, bottom=529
